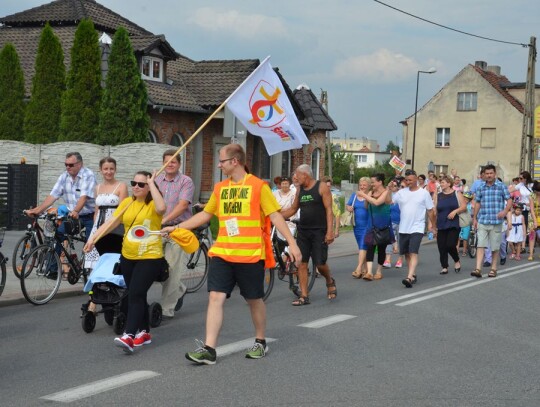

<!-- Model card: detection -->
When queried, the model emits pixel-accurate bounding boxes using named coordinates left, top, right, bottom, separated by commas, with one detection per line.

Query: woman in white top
left=84, top=157, right=128, bottom=269
left=273, top=176, right=298, bottom=238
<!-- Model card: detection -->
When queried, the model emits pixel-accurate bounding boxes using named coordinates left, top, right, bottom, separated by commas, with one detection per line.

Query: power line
left=373, top=0, right=529, bottom=48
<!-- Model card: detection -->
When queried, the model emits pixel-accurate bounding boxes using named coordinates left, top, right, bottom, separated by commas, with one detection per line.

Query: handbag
left=364, top=205, right=394, bottom=246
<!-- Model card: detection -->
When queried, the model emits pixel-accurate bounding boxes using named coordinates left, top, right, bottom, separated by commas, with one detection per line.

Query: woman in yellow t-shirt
left=85, top=170, right=166, bottom=353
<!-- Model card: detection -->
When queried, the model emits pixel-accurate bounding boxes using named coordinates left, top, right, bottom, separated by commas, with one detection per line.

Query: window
left=357, top=155, right=367, bottom=163
left=147, top=130, right=157, bottom=143
left=281, top=150, right=291, bottom=176
left=434, top=164, right=448, bottom=175
left=311, top=148, right=320, bottom=178
left=457, top=92, right=477, bottom=111
left=436, top=128, right=450, bottom=147
left=141, top=56, right=163, bottom=81
left=480, top=128, right=496, bottom=148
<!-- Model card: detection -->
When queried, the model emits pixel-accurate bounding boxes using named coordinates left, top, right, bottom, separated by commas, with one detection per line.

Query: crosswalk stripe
left=40, top=370, right=161, bottom=403
left=298, top=314, right=357, bottom=328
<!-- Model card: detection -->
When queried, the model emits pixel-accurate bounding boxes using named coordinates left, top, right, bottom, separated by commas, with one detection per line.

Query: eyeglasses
left=65, top=161, right=80, bottom=168
left=130, top=181, right=148, bottom=188
left=219, top=157, right=235, bottom=164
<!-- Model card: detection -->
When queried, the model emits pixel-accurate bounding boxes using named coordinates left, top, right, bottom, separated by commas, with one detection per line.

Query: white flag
left=226, top=57, right=309, bottom=155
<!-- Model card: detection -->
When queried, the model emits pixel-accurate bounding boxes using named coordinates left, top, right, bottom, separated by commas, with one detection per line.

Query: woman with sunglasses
left=84, top=170, right=166, bottom=353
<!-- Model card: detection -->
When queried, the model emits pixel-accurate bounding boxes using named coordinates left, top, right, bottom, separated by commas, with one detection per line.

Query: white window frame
left=357, top=154, right=367, bottom=163
left=457, top=92, right=477, bottom=111
left=436, top=128, right=450, bottom=148
left=311, top=148, right=320, bottom=178
left=141, top=56, right=163, bottom=82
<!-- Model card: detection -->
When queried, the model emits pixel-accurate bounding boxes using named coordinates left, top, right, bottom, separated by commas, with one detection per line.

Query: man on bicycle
left=155, top=149, right=195, bottom=318
left=27, top=152, right=96, bottom=237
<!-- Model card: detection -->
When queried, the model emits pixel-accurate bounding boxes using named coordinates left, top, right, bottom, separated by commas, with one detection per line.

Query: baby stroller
left=81, top=253, right=162, bottom=334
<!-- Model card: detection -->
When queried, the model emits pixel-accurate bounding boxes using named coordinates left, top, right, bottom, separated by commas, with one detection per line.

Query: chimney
left=475, top=61, right=487, bottom=70
left=486, top=65, right=501, bottom=76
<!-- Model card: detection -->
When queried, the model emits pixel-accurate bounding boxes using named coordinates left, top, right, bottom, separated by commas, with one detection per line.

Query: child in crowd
left=507, top=204, right=526, bottom=260
left=384, top=178, right=403, bottom=268
left=458, top=191, right=474, bottom=256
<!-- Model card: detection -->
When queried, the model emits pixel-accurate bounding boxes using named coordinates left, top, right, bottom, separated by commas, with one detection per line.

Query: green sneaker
left=245, top=342, right=268, bottom=359
left=185, top=340, right=216, bottom=365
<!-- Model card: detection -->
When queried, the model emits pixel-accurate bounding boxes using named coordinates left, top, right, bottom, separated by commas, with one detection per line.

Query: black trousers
left=366, top=243, right=387, bottom=265
left=437, top=227, right=460, bottom=269
left=120, top=256, right=161, bottom=335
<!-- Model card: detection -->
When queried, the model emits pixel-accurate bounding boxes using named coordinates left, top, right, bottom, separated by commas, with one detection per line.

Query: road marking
left=40, top=370, right=161, bottom=403
left=217, top=337, right=277, bottom=356
left=378, top=262, right=538, bottom=305
left=298, top=314, right=357, bottom=329
left=396, top=265, right=538, bottom=306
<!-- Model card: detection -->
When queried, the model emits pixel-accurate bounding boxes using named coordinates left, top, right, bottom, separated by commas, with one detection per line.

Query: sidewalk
left=0, top=229, right=434, bottom=307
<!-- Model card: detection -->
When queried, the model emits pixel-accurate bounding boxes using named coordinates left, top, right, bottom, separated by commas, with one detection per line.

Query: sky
left=3, top=0, right=539, bottom=151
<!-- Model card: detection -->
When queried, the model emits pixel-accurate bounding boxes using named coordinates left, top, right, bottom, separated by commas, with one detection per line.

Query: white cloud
left=188, top=7, right=288, bottom=40
left=333, top=48, right=427, bottom=83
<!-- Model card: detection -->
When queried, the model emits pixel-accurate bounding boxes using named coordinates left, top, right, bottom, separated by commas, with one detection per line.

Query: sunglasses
left=65, top=162, right=80, bottom=168
left=130, top=181, right=148, bottom=188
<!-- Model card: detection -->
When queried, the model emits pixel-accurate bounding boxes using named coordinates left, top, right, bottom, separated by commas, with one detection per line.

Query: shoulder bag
left=456, top=191, right=472, bottom=227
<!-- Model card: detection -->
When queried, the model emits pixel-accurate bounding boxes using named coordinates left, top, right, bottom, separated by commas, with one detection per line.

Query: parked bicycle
left=12, top=211, right=46, bottom=279
left=20, top=212, right=90, bottom=305
left=262, top=225, right=316, bottom=301
left=0, top=228, right=7, bottom=297
left=180, top=222, right=210, bottom=293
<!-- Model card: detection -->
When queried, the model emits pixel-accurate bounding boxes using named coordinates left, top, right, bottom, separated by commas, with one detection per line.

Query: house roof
left=129, top=35, right=176, bottom=60
left=0, top=0, right=151, bottom=36
left=293, top=86, right=338, bottom=131
left=472, top=64, right=524, bottom=114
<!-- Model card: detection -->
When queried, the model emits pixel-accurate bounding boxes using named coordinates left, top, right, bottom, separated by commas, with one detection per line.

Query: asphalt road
left=2, top=241, right=540, bottom=406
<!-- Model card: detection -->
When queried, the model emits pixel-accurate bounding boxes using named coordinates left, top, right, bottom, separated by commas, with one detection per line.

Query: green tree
left=0, top=43, right=25, bottom=140
left=24, top=23, right=66, bottom=144
left=98, top=27, right=149, bottom=145
left=59, top=19, right=101, bottom=142
left=385, top=140, right=400, bottom=154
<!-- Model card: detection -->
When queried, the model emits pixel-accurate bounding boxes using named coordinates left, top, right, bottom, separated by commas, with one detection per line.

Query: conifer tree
left=59, top=19, right=101, bottom=142
left=98, top=27, right=149, bottom=145
left=0, top=43, right=25, bottom=140
left=24, top=23, right=66, bottom=143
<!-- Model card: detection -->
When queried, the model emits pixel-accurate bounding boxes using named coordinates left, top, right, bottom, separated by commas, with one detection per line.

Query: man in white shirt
left=392, top=169, right=437, bottom=288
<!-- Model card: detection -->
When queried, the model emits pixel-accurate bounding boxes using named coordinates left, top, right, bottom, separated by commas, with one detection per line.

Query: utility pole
left=520, top=36, right=536, bottom=174
left=320, top=89, right=332, bottom=178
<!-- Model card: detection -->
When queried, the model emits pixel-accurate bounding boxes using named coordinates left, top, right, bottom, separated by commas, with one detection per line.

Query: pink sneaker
left=395, top=259, right=403, bottom=268
left=134, top=330, right=152, bottom=347
left=383, top=261, right=391, bottom=268
left=114, top=334, right=134, bottom=353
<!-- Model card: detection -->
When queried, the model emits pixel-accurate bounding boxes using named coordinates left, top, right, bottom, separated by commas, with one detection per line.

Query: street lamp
left=411, top=67, right=436, bottom=171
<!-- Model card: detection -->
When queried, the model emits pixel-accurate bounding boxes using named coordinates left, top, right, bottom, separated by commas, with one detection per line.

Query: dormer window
left=142, top=56, right=163, bottom=81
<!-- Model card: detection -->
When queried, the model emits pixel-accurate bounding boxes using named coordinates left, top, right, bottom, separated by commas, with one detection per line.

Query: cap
left=168, top=228, right=200, bottom=254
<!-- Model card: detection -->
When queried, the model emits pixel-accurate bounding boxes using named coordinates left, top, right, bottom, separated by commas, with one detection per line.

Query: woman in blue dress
left=347, top=177, right=371, bottom=278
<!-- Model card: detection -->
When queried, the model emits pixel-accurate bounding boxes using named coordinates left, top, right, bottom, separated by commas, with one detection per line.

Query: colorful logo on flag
left=249, top=80, right=286, bottom=128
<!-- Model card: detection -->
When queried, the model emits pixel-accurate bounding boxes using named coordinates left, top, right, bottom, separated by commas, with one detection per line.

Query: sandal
left=351, top=270, right=362, bottom=279
left=402, top=277, right=414, bottom=288
left=488, top=269, right=497, bottom=278
left=362, top=273, right=373, bottom=281
left=471, top=269, right=482, bottom=278
left=373, top=272, right=383, bottom=280
left=326, top=278, right=337, bottom=300
left=292, top=296, right=310, bottom=306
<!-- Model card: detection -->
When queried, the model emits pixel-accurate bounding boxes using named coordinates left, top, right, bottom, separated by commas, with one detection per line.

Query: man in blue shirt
left=471, top=164, right=512, bottom=278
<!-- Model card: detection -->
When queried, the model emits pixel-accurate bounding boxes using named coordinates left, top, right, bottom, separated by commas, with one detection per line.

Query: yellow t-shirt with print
left=114, top=198, right=163, bottom=260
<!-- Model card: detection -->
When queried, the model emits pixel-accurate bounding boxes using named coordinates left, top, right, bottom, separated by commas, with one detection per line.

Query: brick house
left=0, top=0, right=337, bottom=201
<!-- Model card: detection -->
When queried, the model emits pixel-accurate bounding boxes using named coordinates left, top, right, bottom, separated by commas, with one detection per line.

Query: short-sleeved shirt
left=114, top=198, right=163, bottom=259
left=50, top=167, right=96, bottom=215
left=155, top=172, right=194, bottom=226
left=393, top=187, right=434, bottom=234
left=475, top=180, right=511, bottom=225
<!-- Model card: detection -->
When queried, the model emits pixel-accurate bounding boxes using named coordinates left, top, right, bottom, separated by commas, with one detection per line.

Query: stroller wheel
left=104, top=308, right=114, bottom=326
left=113, top=312, right=126, bottom=335
left=82, top=312, right=96, bottom=333
left=149, top=302, right=162, bottom=328
left=67, top=269, right=80, bottom=285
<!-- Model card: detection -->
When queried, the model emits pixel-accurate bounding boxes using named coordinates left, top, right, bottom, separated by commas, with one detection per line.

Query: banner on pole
left=226, top=57, right=309, bottom=155
left=389, top=155, right=406, bottom=172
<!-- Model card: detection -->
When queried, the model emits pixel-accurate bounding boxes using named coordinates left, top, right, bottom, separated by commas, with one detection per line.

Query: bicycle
left=20, top=212, right=90, bottom=305
left=468, top=227, right=477, bottom=258
left=0, top=228, right=7, bottom=297
left=180, top=223, right=210, bottom=293
left=262, top=225, right=316, bottom=301
left=12, top=211, right=46, bottom=279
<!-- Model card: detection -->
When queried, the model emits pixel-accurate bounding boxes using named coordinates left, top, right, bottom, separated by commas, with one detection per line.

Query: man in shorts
left=281, top=165, right=337, bottom=305
left=167, top=144, right=301, bottom=365
left=471, top=164, right=512, bottom=278
left=392, top=169, right=436, bottom=288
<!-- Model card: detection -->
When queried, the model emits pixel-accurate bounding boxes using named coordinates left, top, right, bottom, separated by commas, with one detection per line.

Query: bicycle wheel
left=12, top=234, right=37, bottom=279
left=0, top=253, right=6, bottom=297
left=468, top=232, right=477, bottom=258
left=262, top=267, right=275, bottom=301
left=20, top=244, right=62, bottom=305
left=183, top=243, right=209, bottom=293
